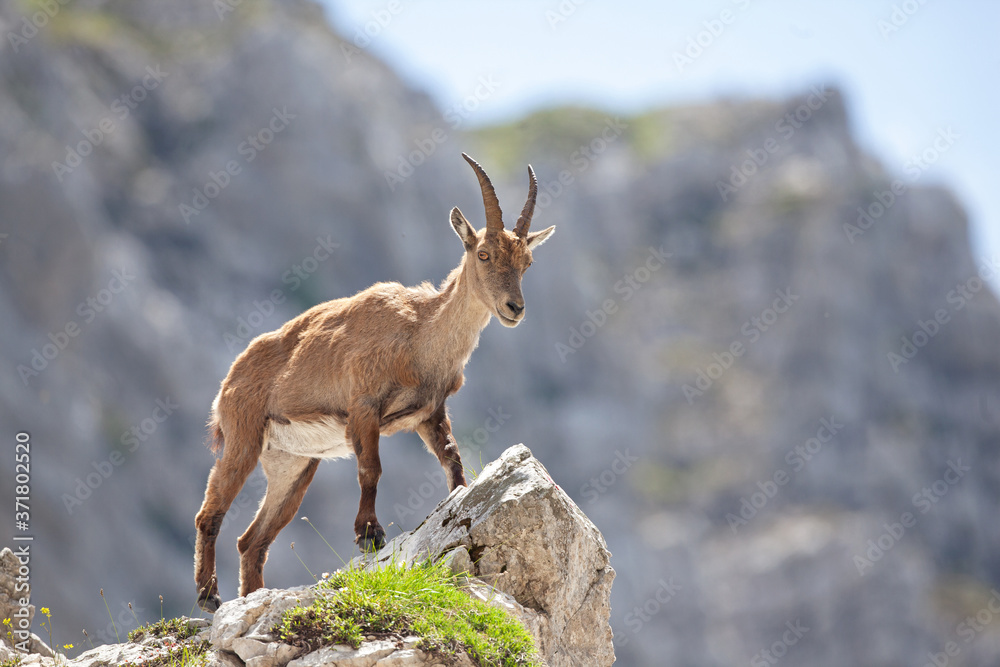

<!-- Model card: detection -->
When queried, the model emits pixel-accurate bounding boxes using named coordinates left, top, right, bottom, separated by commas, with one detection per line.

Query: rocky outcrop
left=3, top=445, right=612, bottom=666
left=203, top=444, right=614, bottom=666
left=358, top=444, right=615, bottom=667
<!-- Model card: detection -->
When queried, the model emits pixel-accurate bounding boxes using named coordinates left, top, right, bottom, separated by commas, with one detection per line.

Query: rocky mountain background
left=1, top=0, right=999, bottom=665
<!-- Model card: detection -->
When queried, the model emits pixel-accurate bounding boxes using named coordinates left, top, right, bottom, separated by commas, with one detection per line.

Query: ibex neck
left=422, top=256, right=491, bottom=369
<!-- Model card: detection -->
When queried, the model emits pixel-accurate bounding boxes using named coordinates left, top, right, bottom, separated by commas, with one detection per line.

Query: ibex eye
left=478, top=251, right=489, bottom=261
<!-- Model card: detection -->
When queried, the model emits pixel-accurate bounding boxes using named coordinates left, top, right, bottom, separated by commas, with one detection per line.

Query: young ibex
left=193, top=153, right=555, bottom=611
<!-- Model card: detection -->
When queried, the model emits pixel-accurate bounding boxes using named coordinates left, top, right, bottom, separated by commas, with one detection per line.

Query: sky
left=317, top=0, right=999, bottom=285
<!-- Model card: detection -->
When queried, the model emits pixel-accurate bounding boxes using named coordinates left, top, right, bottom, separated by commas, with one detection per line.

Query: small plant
left=128, top=618, right=200, bottom=643
left=122, top=617, right=209, bottom=667
left=116, top=641, right=210, bottom=667
left=275, top=559, right=540, bottom=667
left=2, top=617, right=15, bottom=647
left=99, top=589, right=119, bottom=644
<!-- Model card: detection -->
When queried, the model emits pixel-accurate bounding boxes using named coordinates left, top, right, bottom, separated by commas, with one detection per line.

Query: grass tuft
left=275, top=560, right=540, bottom=666
left=114, top=616, right=210, bottom=667
left=128, top=617, right=201, bottom=643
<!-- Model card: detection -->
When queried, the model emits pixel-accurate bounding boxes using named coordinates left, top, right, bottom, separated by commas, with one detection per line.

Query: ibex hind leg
left=194, top=426, right=261, bottom=612
left=237, top=449, right=320, bottom=597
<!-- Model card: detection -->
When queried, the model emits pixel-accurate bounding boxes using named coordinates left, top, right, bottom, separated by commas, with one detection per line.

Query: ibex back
left=193, top=153, right=555, bottom=611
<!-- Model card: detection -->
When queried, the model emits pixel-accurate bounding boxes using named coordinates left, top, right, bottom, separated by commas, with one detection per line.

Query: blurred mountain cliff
left=1, top=0, right=999, bottom=665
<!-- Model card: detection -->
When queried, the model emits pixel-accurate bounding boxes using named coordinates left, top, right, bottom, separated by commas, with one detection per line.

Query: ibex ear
left=450, top=207, right=478, bottom=251
left=525, top=225, right=555, bottom=250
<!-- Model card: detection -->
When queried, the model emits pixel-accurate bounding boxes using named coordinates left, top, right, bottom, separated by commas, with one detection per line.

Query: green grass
left=275, top=560, right=541, bottom=667
left=122, top=642, right=210, bottom=667
left=123, top=618, right=209, bottom=667
left=128, top=617, right=201, bottom=643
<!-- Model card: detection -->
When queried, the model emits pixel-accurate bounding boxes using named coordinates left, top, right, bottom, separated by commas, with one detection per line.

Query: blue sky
left=318, top=1, right=999, bottom=284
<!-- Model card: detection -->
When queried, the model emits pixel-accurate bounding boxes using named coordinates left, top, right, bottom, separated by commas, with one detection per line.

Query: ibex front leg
left=350, top=408, right=385, bottom=551
left=417, top=402, right=467, bottom=492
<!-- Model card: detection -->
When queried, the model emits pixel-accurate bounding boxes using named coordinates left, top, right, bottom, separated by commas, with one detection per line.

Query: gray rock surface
left=358, top=444, right=615, bottom=667
left=0, top=547, right=53, bottom=659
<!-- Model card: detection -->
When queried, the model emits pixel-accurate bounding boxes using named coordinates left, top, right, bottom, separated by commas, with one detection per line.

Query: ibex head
left=451, top=153, right=556, bottom=327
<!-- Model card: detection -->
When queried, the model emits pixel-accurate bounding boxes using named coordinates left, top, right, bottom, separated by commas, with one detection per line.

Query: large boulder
left=202, top=444, right=615, bottom=666
left=359, top=444, right=616, bottom=667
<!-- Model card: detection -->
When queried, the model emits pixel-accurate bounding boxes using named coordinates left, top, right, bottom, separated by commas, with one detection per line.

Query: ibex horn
left=514, top=165, right=537, bottom=238
left=461, top=153, right=504, bottom=233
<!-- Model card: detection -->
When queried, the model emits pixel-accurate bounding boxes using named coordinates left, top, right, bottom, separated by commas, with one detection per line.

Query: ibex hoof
left=197, top=591, right=222, bottom=613
left=355, top=526, right=386, bottom=552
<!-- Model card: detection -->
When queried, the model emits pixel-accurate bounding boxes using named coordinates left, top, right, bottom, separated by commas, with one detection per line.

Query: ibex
left=193, top=154, right=554, bottom=611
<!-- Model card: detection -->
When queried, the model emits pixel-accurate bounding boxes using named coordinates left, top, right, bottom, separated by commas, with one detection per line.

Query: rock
left=211, top=586, right=314, bottom=651
left=67, top=642, right=165, bottom=667
left=358, top=444, right=616, bottom=667
left=373, top=648, right=425, bottom=665
left=1, top=547, right=54, bottom=660
left=207, top=650, right=246, bottom=667
left=173, top=445, right=612, bottom=667
left=0, top=447, right=607, bottom=667
left=1, top=547, right=34, bottom=636
left=286, top=640, right=396, bottom=667
left=28, top=633, right=54, bottom=657
left=245, top=642, right=300, bottom=667
left=437, top=546, right=473, bottom=577
left=231, top=636, right=299, bottom=667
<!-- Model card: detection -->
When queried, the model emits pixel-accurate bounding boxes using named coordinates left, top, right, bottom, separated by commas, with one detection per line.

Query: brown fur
left=193, top=155, right=555, bottom=611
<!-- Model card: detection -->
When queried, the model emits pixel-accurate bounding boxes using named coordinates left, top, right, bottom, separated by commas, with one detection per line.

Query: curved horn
left=514, top=165, right=537, bottom=238
left=462, top=153, right=504, bottom=233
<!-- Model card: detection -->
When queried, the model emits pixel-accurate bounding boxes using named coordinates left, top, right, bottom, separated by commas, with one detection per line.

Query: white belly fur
left=264, top=416, right=353, bottom=459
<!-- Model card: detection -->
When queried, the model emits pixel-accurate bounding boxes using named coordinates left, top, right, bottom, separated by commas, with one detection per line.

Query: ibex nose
left=506, top=300, right=524, bottom=317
